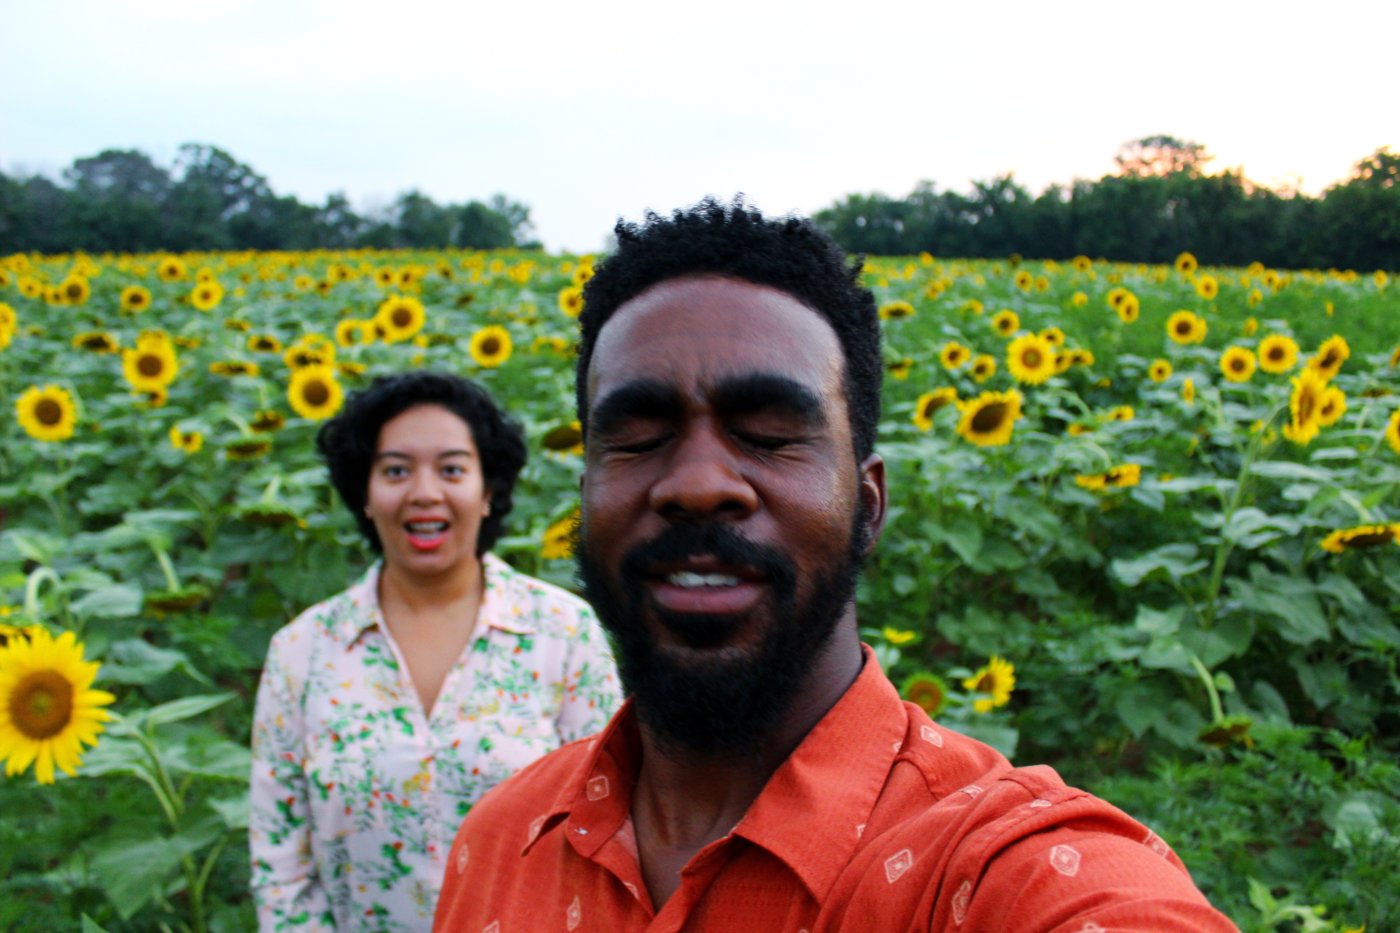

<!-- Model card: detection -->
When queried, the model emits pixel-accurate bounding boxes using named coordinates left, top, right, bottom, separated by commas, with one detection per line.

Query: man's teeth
left=667, top=571, right=741, bottom=588
left=407, top=521, right=448, bottom=533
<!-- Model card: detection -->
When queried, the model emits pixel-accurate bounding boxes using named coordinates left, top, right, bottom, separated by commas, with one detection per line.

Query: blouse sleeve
left=249, top=629, right=336, bottom=932
left=552, top=601, right=623, bottom=743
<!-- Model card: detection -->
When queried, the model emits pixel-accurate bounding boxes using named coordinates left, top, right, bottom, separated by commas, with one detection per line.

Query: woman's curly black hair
left=316, top=371, right=527, bottom=556
left=576, top=196, right=882, bottom=461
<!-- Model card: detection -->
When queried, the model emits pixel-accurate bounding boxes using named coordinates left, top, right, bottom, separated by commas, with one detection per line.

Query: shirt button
left=574, top=827, right=589, bottom=835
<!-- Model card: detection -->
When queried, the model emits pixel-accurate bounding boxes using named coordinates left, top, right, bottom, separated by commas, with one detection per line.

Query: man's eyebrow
left=589, top=379, right=683, bottom=435
left=711, top=373, right=827, bottom=427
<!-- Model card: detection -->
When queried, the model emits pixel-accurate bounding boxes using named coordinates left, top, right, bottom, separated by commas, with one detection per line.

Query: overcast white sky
left=2, top=0, right=1395, bottom=252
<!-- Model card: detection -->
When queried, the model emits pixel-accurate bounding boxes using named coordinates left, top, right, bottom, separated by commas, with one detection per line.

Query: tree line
left=2, top=137, right=1396, bottom=269
left=813, top=137, right=1399, bottom=271
left=0, top=144, right=537, bottom=255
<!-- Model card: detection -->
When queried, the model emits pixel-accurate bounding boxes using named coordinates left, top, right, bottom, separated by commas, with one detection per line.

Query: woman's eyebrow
left=589, top=379, right=682, bottom=435
left=710, top=373, right=827, bottom=427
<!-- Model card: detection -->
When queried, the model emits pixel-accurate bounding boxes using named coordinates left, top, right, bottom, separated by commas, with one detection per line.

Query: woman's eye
left=442, top=464, right=466, bottom=477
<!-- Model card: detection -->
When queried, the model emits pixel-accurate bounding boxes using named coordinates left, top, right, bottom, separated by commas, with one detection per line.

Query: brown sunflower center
left=1297, top=390, right=1316, bottom=423
left=1022, top=349, right=1043, bottom=368
left=480, top=337, right=500, bottom=356
left=34, top=398, right=63, bottom=426
left=1343, top=531, right=1392, bottom=548
left=10, top=670, right=73, bottom=739
left=971, top=403, right=1008, bottom=434
left=1319, top=350, right=1338, bottom=368
left=137, top=353, right=165, bottom=377
left=1266, top=346, right=1284, bottom=362
left=302, top=379, right=331, bottom=407
left=1175, top=320, right=1192, bottom=335
left=1230, top=357, right=1246, bottom=372
left=391, top=307, right=412, bottom=327
left=65, top=283, right=83, bottom=299
left=971, top=672, right=996, bottom=693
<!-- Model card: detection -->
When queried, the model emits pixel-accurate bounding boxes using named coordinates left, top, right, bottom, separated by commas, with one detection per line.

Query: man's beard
left=577, top=505, right=869, bottom=759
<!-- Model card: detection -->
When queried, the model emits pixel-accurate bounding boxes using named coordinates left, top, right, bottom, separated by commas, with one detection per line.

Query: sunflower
left=1387, top=409, right=1400, bottom=454
left=1105, top=287, right=1129, bottom=310
left=1174, top=252, right=1198, bottom=275
left=1257, top=335, right=1299, bottom=374
left=373, top=266, right=397, bottom=288
left=60, top=276, right=91, bottom=305
left=913, top=388, right=958, bottom=431
left=224, top=318, right=251, bottom=332
left=1167, top=310, right=1207, bottom=345
left=1074, top=473, right=1107, bottom=491
left=251, top=409, right=286, bottom=433
left=1195, top=274, right=1219, bottom=300
left=572, top=262, right=595, bottom=287
left=119, top=285, right=151, bottom=313
left=247, top=334, right=283, bottom=353
left=939, top=341, right=971, bottom=370
left=1115, top=293, right=1140, bottom=324
left=542, top=421, right=584, bottom=455
left=157, top=256, right=188, bottom=282
left=900, top=671, right=948, bottom=717
left=956, top=390, right=1022, bottom=447
left=293, top=274, right=315, bottom=292
left=1105, top=463, right=1142, bottom=488
left=168, top=426, right=204, bottom=453
left=1182, top=378, right=1196, bottom=404
left=1006, top=334, right=1057, bottom=385
left=190, top=281, right=225, bottom=312
left=990, top=310, right=1019, bottom=337
left=0, top=628, right=114, bottom=784
left=16, top=385, right=78, bottom=442
left=887, top=358, right=913, bottom=381
left=1106, top=405, right=1134, bottom=422
left=469, top=326, right=513, bottom=368
left=962, top=656, right=1015, bottom=713
left=375, top=295, right=426, bottom=344
left=1038, top=326, right=1066, bottom=348
left=122, top=338, right=179, bottom=392
left=1071, top=255, right=1092, bottom=273
left=1242, top=317, right=1259, bottom=337
left=1219, top=346, right=1257, bottom=383
left=210, top=360, right=260, bottom=377
left=71, top=331, right=119, bottom=354
left=225, top=438, right=273, bottom=461
left=283, top=339, right=334, bottom=370
left=287, top=365, right=344, bottom=421
left=1071, top=291, right=1088, bottom=308
left=962, top=299, right=984, bottom=316
left=969, top=354, right=996, bottom=383
left=1317, top=386, right=1347, bottom=426
left=879, top=300, right=915, bottom=321
left=334, top=319, right=368, bottom=348
left=541, top=510, right=579, bottom=560
left=1377, top=270, right=1390, bottom=289
left=0, top=302, right=15, bottom=331
left=1283, top=369, right=1327, bottom=445
left=1067, top=422, right=1093, bottom=437
left=1319, top=523, right=1400, bottom=554
left=1389, top=346, right=1400, bottom=369
left=338, top=361, right=367, bottom=378
left=1306, top=335, right=1350, bottom=381
left=1148, top=359, right=1172, bottom=383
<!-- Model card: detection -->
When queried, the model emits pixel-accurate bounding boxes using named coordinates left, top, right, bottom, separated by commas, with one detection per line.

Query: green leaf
left=1133, top=604, right=1183, bottom=636
left=68, top=583, right=144, bottom=620
left=927, top=521, right=982, bottom=565
left=120, top=693, right=236, bottom=732
left=209, top=790, right=250, bottom=830
left=1231, top=568, right=1329, bottom=645
left=100, top=638, right=210, bottom=686
left=1116, top=681, right=1172, bottom=737
left=89, top=835, right=186, bottom=919
left=1110, top=543, right=1206, bottom=587
left=952, top=721, right=1018, bottom=759
left=81, top=916, right=112, bottom=933
left=1250, top=461, right=1335, bottom=482
left=1221, top=507, right=1301, bottom=549
left=1139, top=637, right=1194, bottom=674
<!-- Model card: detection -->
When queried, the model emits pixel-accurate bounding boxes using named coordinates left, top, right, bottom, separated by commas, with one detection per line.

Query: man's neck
left=630, top=632, right=864, bottom=908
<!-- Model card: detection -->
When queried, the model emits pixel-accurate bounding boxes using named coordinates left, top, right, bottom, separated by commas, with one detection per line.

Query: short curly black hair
left=316, top=371, right=527, bottom=555
left=577, top=197, right=882, bottom=460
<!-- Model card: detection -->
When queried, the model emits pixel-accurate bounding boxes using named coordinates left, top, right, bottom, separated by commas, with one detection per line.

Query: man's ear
left=858, top=453, right=887, bottom=556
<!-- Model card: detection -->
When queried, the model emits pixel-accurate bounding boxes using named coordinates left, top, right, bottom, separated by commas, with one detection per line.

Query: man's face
left=577, top=275, right=883, bottom=756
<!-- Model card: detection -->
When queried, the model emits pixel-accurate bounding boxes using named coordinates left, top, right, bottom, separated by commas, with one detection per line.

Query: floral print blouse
left=250, top=553, right=622, bottom=932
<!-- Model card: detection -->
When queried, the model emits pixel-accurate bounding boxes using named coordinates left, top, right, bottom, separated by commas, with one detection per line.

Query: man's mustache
left=619, top=523, right=796, bottom=592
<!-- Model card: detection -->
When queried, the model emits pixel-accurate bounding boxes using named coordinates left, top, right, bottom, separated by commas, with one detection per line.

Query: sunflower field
left=1, top=248, right=1397, bottom=931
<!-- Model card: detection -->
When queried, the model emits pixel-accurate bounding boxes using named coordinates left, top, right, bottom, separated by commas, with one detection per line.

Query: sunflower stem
left=22, top=566, right=61, bottom=618
left=151, top=545, right=182, bottom=592
left=1201, top=422, right=1265, bottom=630
left=261, top=475, right=282, bottom=504
left=1189, top=653, right=1226, bottom=723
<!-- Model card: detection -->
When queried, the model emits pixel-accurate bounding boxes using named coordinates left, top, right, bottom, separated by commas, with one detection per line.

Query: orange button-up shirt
left=435, top=649, right=1235, bottom=931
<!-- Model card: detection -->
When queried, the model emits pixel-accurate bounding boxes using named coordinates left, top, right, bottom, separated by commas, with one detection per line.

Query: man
left=435, top=200, right=1234, bottom=931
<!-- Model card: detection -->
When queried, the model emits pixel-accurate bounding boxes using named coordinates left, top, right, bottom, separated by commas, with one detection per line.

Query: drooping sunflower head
left=1257, top=334, right=1299, bottom=374
left=469, top=325, right=513, bottom=368
left=956, top=390, right=1023, bottom=447
left=287, top=365, right=345, bottom=421
left=912, top=388, right=959, bottom=431
left=542, top=420, right=584, bottom=456
left=71, top=331, right=119, bottom=354
left=1319, top=523, right=1400, bottom=554
left=878, top=300, right=915, bottom=321
left=1283, top=369, right=1328, bottom=445
left=248, top=334, right=283, bottom=353
left=0, top=627, right=114, bottom=784
left=1006, top=334, right=1057, bottom=385
left=251, top=409, right=286, bottom=433
left=210, top=360, right=260, bottom=378
left=1219, top=346, right=1257, bottom=383
left=16, top=385, right=79, bottom=442
left=1106, top=405, right=1135, bottom=423
left=168, top=426, right=204, bottom=453
left=887, top=358, right=914, bottom=381
left=225, top=437, right=273, bottom=461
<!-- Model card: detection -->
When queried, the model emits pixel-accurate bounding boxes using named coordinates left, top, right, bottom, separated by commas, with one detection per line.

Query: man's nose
left=648, top=425, right=758, bottom=521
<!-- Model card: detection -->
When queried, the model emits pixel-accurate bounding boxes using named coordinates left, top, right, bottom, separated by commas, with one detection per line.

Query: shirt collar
left=522, top=645, right=908, bottom=902
left=334, top=552, right=538, bottom=648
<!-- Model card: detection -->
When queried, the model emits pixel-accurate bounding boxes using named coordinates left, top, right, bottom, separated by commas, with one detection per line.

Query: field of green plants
left=1, top=248, right=1397, bottom=931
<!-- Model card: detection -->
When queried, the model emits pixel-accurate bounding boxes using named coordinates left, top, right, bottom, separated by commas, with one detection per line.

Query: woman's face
left=366, top=404, right=492, bottom=581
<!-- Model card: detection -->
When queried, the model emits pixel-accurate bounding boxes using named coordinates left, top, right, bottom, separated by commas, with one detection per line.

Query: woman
left=250, top=372, right=620, bottom=931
